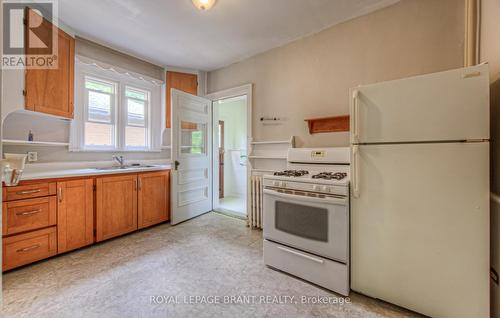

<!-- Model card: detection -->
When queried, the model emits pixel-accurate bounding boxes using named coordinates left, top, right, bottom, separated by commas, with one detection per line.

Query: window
left=181, top=122, right=206, bottom=155
left=72, top=57, right=163, bottom=153
left=84, top=77, right=116, bottom=148
left=125, top=87, right=149, bottom=148
left=81, top=76, right=153, bottom=151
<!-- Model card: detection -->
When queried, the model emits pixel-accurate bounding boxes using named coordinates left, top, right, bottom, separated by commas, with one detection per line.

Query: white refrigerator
left=349, top=64, right=490, bottom=318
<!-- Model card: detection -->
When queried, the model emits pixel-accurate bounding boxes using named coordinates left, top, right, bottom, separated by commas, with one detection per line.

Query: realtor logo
left=2, top=0, right=58, bottom=69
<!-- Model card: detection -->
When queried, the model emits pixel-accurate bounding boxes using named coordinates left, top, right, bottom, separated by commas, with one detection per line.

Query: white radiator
left=249, top=175, right=264, bottom=229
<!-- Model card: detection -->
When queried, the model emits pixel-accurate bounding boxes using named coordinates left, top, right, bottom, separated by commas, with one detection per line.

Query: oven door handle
left=277, top=246, right=324, bottom=264
left=263, top=189, right=347, bottom=205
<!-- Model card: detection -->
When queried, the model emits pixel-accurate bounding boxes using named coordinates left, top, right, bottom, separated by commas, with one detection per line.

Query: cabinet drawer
left=4, top=182, right=56, bottom=201
left=3, top=227, right=57, bottom=271
left=2, top=197, right=57, bottom=236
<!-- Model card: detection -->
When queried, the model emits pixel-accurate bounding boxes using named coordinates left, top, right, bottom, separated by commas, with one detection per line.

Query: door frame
left=206, top=84, right=253, bottom=216
left=218, top=120, right=224, bottom=199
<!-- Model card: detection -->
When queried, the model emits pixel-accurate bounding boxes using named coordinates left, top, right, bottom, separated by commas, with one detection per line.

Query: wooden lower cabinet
left=57, top=179, right=94, bottom=253
left=2, top=196, right=57, bottom=236
left=2, top=170, right=171, bottom=271
left=138, top=170, right=170, bottom=229
left=95, top=174, right=138, bottom=242
left=3, top=227, right=57, bottom=271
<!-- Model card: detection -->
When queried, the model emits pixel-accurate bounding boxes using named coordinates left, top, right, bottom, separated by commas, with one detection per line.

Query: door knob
left=174, top=160, right=180, bottom=170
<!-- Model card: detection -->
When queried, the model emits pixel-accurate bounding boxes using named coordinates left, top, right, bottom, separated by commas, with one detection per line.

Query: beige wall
left=480, top=0, right=500, bottom=316
left=207, top=0, right=465, bottom=147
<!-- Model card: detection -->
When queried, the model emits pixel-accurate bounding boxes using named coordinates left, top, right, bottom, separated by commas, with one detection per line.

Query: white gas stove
left=262, top=147, right=350, bottom=296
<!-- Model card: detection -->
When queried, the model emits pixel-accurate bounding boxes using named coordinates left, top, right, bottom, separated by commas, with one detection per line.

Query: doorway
left=213, top=95, right=248, bottom=217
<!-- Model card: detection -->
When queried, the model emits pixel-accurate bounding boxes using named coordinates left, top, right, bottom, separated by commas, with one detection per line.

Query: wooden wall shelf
left=304, top=115, right=350, bottom=134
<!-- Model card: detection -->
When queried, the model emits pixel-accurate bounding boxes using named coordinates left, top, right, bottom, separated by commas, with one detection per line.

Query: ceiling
left=58, top=0, right=400, bottom=71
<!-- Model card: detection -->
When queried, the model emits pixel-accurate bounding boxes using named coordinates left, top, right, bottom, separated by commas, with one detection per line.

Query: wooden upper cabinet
left=166, top=71, right=198, bottom=128
left=95, top=175, right=138, bottom=242
left=138, top=171, right=170, bottom=229
left=57, top=179, right=94, bottom=253
left=25, top=8, right=75, bottom=119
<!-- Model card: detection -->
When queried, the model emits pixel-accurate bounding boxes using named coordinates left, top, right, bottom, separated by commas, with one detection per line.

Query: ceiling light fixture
left=192, top=0, right=217, bottom=11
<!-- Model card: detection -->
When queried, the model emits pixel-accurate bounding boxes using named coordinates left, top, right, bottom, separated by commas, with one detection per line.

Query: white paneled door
left=171, top=89, right=213, bottom=225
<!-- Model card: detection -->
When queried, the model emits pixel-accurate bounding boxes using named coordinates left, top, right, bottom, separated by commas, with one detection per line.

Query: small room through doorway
left=213, top=95, right=248, bottom=218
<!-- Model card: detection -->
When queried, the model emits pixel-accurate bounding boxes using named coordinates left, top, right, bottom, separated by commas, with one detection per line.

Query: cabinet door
left=25, top=8, right=75, bottom=118
left=57, top=179, right=94, bottom=253
left=138, top=171, right=170, bottom=229
left=166, top=71, right=198, bottom=128
left=96, top=175, right=138, bottom=242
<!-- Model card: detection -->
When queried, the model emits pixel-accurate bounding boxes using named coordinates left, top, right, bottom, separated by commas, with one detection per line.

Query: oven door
left=263, top=188, right=348, bottom=263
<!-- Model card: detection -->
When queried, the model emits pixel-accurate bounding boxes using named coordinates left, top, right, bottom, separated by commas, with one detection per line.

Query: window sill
left=69, top=148, right=164, bottom=153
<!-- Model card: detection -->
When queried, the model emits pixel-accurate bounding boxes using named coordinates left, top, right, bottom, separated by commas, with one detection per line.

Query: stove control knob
left=273, top=181, right=280, bottom=187
left=322, top=186, right=329, bottom=192
left=281, top=182, right=287, bottom=187
left=313, top=185, right=321, bottom=191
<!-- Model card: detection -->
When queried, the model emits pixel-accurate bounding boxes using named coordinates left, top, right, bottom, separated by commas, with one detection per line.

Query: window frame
left=71, top=58, right=163, bottom=153
left=83, top=75, right=118, bottom=151
left=121, top=84, right=152, bottom=151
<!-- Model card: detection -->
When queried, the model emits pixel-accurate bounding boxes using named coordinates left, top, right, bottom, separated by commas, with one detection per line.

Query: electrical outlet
left=27, top=152, right=38, bottom=162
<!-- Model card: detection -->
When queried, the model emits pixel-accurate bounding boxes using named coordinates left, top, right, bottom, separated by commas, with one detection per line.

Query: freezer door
left=350, top=142, right=489, bottom=318
left=350, top=64, right=489, bottom=144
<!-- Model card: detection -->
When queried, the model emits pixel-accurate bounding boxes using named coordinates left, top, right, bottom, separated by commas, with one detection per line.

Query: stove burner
left=273, top=170, right=309, bottom=177
left=312, top=172, right=347, bottom=180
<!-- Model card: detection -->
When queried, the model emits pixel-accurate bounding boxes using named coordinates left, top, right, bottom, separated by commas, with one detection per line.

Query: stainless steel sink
left=94, top=164, right=156, bottom=171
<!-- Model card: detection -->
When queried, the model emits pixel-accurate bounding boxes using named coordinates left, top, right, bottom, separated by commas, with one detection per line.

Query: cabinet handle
left=138, top=178, right=142, bottom=191
left=16, top=244, right=41, bottom=253
left=16, top=189, right=41, bottom=195
left=58, top=187, right=63, bottom=202
left=16, top=209, right=41, bottom=216
left=351, top=89, right=360, bottom=144
left=134, top=179, right=138, bottom=191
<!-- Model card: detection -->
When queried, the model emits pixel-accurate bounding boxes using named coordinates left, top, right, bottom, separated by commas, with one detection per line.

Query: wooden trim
left=68, top=32, right=75, bottom=118
left=304, top=115, right=350, bottom=134
left=464, top=0, right=480, bottom=67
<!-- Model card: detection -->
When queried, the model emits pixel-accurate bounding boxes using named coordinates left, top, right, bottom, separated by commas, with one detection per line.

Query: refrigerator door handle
left=351, top=90, right=360, bottom=143
left=351, top=145, right=360, bottom=198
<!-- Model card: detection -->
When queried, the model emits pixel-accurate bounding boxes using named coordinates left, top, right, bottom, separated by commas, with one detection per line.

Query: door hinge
left=23, top=18, right=27, bottom=26
left=22, top=90, right=26, bottom=96
left=93, top=229, right=97, bottom=236
left=492, top=267, right=499, bottom=285
left=93, top=185, right=96, bottom=192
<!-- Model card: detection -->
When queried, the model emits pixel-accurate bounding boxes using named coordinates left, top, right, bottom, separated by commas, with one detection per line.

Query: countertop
left=6, top=160, right=172, bottom=182
left=19, top=165, right=171, bottom=181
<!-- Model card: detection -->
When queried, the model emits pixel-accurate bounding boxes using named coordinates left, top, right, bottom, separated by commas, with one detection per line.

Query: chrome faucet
left=112, top=155, right=125, bottom=168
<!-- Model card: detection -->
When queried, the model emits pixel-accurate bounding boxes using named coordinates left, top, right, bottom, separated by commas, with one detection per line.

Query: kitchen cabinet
left=166, top=71, right=198, bottom=128
left=95, top=174, right=138, bottom=242
left=57, top=179, right=94, bottom=253
left=2, top=169, right=171, bottom=271
left=138, top=170, right=170, bottom=229
left=3, top=181, right=56, bottom=201
left=24, top=8, right=75, bottom=119
left=3, top=227, right=57, bottom=271
left=2, top=196, right=57, bottom=236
